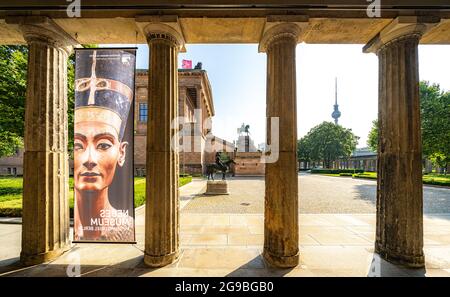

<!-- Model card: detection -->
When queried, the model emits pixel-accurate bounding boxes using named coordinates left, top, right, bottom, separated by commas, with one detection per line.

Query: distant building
left=299, top=147, right=377, bottom=171
left=343, top=147, right=377, bottom=172
left=0, top=149, right=23, bottom=176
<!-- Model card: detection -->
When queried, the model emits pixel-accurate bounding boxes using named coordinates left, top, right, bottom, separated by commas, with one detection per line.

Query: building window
left=139, top=103, right=148, bottom=122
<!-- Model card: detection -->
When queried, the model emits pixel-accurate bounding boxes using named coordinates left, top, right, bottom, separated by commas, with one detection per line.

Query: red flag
left=182, top=59, right=192, bottom=69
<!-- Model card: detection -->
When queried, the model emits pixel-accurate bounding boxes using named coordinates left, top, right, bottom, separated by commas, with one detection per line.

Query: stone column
left=143, top=23, right=184, bottom=267
left=363, top=17, right=438, bottom=268
left=259, top=23, right=302, bottom=268
left=11, top=17, right=77, bottom=265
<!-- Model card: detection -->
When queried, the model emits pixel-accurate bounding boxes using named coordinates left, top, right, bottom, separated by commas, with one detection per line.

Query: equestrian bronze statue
left=206, top=153, right=236, bottom=180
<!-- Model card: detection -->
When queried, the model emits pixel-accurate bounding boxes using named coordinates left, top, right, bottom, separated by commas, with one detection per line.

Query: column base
left=263, top=248, right=299, bottom=268
left=144, top=250, right=180, bottom=267
left=20, top=244, right=70, bottom=266
left=375, top=243, right=425, bottom=268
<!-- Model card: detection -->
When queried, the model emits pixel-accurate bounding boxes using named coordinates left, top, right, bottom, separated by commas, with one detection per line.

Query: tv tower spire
left=331, top=77, right=341, bottom=124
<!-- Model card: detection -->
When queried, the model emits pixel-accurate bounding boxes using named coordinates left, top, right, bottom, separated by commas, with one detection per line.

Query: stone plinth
left=205, top=180, right=230, bottom=195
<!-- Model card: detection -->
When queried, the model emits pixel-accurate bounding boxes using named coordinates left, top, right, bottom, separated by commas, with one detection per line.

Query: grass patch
left=311, top=168, right=365, bottom=174
left=180, top=176, right=193, bottom=187
left=422, top=174, right=450, bottom=186
left=0, top=175, right=192, bottom=217
left=339, top=173, right=353, bottom=177
left=352, top=172, right=377, bottom=180
left=352, top=172, right=450, bottom=186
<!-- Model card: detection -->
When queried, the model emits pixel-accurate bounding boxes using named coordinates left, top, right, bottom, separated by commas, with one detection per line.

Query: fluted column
left=259, top=23, right=301, bottom=268
left=363, top=17, right=438, bottom=268
left=143, top=23, right=184, bottom=267
left=13, top=17, right=77, bottom=265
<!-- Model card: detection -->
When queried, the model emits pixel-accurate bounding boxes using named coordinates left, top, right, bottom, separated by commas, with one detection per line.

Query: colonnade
left=12, top=15, right=434, bottom=268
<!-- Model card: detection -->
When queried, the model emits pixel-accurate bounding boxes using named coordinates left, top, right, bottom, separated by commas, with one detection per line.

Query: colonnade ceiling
left=0, top=1, right=449, bottom=44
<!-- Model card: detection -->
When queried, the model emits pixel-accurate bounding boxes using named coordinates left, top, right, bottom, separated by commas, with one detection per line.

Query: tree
left=0, top=131, right=23, bottom=158
left=0, top=45, right=27, bottom=158
left=367, top=119, right=378, bottom=153
left=0, top=44, right=97, bottom=158
left=366, top=81, right=450, bottom=173
left=299, top=122, right=359, bottom=169
left=297, top=136, right=312, bottom=169
left=420, top=82, right=450, bottom=173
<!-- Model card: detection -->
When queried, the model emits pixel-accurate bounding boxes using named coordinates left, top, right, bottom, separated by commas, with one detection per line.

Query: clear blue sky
left=105, top=43, right=450, bottom=148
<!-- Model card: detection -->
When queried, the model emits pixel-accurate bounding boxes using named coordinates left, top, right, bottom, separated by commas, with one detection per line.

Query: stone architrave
left=6, top=16, right=78, bottom=265
left=363, top=16, right=439, bottom=268
left=259, top=22, right=304, bottom=268
left=140, top=20, right=185, bottom=267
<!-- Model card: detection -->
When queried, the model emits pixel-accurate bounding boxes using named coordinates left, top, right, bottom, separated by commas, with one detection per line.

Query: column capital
left=258, top=19, right=307, bottom=53
left=363, top=16, right=440, bottom=54
left=136, top=16, right=185, bottom=52
left=6, top=16, right=78, bottom=55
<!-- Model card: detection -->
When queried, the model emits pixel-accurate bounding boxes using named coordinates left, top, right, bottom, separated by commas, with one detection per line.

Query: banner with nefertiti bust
left=73, top=48, right=136, bottom=243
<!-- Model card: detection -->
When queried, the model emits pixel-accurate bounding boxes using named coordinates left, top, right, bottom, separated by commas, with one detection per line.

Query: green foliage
left=367, top=119, right=378, bottom=153
left=133, top=177, right=146, bottom=208
left=353, top=172, right=377, bottom=180
left=179, top=176, right=193, bottom=187
left=351, top=172, right=450, bottom=186
left=311, top=168, right=364, bottom=174
left=297, top=137, right=312, bottom=165
left=367, top=81, right=450, bottom=171
left=339, top=173, right=353, bottom=177
left=299, top=122, right=359, bottom=169
left=0, top=132, right=23, bottom=159
left=219, top=152, right=231, bottom=162
left=420, top=82, right=450, bottom=171
left=422, top=174, right=450, bottom=186
left=0, top=46, right=27, bottom=158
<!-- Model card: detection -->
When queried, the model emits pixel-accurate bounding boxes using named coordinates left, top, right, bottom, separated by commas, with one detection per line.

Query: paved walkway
left=1, top=174, right=450, bottom=277
left=183, top=174, right=450, bottom=214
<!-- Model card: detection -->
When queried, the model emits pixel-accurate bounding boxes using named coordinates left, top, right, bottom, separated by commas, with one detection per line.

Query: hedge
left=352, top=173, right=377, bottom=180
left=311, top=169, right=364, bottom=174
left=352, top=172, right=450, bottom=186
left=339, top=173, right=353, bottom=177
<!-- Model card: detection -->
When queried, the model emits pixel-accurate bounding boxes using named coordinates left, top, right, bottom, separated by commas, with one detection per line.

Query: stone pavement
left=1, top=175, right=450, bottom=277
left=183, top=174, right=450, bottom=214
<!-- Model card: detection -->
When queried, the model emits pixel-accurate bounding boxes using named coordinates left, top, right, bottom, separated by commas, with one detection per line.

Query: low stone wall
left=234, top=152, right=265, bottom=176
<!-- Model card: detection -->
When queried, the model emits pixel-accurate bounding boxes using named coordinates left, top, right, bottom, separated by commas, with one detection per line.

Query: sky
left=104, top=43, right=450, bottom=148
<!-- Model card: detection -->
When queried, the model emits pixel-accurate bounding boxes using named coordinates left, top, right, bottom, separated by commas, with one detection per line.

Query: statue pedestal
left=205, top=180, right=230, bottom=195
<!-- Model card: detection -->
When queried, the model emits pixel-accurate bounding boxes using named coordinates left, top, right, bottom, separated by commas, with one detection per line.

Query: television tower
left=331, top=77, right=341, bottom=124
